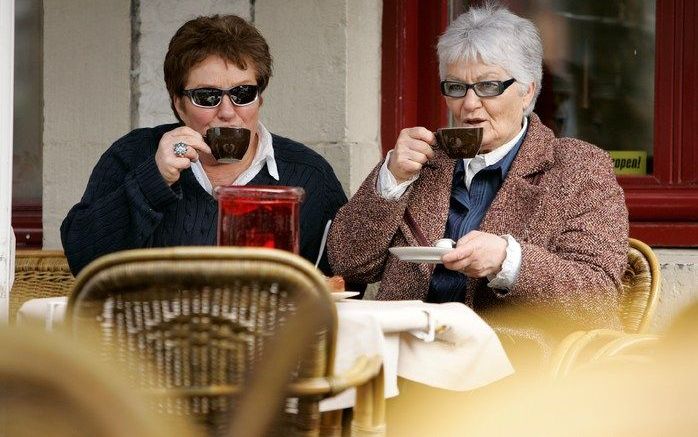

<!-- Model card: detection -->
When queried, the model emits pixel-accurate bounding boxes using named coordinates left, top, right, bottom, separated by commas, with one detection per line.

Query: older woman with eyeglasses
left=61, top=15, right=346, bottom=275
left=328, top=5, right=628, bottom=339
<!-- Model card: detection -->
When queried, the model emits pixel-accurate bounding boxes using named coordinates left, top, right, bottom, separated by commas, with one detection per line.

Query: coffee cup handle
left=433, top=130, right=444, bottom=149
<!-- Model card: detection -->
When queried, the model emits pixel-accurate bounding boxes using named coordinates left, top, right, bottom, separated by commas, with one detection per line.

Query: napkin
left=396, top=302, right=514, bottom=391
left=336, top=300, right=514, bottom=391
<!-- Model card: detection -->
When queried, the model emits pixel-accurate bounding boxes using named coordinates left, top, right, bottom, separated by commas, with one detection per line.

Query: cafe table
left=17, top=296, right=514, bottom=410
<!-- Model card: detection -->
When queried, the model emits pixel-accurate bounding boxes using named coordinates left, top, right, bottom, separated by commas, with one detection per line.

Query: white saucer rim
left=331, top=291, right=361, bottom=300
left=388, top=246, right=452, bottom=264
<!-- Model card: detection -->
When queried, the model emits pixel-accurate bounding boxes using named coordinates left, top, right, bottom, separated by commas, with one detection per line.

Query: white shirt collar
left=463, top=117, right=528, bottom=190
left=190, top=121, right=279, bottom=196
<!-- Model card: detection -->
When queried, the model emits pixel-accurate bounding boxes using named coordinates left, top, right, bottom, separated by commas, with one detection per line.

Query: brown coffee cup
left=434, top=127, right=483, bottom=159
left=205, top=127, right=251, bottom=163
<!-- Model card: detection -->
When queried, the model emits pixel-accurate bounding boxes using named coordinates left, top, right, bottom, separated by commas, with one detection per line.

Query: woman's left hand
left=441, top=230, right=507, bottom=278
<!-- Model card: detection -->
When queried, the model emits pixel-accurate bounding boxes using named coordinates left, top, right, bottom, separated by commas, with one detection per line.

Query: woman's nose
left=461, top=88, right=482, bottom=112
left=216, top=95, right=240, bottom=121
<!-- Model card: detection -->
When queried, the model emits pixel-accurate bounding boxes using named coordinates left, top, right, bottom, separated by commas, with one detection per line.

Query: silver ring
left=173, top=142, right=188, bottom=157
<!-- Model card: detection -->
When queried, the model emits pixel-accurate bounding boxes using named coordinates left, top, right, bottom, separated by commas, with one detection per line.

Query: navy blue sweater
left=61, top=123, right=347, bottom=276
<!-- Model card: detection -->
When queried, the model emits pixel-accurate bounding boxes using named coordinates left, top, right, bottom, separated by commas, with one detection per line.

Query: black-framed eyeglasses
left=183, top=85, right=259, bottom=108
left=440, top=78, right=516, bottom=98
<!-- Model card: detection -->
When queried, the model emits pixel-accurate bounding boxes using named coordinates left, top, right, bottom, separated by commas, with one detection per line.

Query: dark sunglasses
left=183, top=85, right=259, bottom=108
left=440, top=78, right=516, bottom=98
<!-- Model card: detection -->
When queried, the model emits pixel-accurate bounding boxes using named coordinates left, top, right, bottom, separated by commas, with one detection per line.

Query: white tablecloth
left=17, top=297, right=513, bottom=410
left=16, top=296, right=66, bottom=330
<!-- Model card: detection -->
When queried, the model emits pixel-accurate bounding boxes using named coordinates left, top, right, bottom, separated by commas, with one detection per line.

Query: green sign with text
left=609, top=150, right=647, bottom=176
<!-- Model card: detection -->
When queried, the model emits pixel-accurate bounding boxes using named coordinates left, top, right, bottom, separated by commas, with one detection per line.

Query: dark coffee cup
left=205, top=127, right=251, bottom=163
left=434, top=127, right=483, bottom=159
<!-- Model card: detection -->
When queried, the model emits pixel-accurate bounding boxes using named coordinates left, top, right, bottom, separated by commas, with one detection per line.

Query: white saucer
left=389, top=246, right=452, bottom=264
left=331, top=291, right=360, bottom=301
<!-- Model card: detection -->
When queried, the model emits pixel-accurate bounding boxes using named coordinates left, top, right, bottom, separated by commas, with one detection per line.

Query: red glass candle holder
left=215, top=185, right=305, bottom=253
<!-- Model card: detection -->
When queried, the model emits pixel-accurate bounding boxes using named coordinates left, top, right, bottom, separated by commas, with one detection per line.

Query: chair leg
left=319, top=410, right=343, bottom=437
left=351, top=365, right=385, bottom=437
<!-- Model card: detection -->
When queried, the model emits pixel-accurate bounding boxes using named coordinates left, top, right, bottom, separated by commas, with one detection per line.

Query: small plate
left=331, top=291, right=360, bottom=301
left=389, top=246, right=452, bottom=264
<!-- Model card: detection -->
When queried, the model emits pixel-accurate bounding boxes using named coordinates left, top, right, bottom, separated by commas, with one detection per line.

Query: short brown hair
left=164, top=15, right=273, bottom=119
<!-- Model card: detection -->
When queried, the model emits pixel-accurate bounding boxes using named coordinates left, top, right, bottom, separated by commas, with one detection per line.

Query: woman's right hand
left=155, top=126, right=212, bottom=186
left=387, top=127, right=436, bottom=183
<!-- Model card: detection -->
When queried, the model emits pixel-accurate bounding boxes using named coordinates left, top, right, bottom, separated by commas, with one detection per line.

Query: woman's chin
left=199, top=154, right=222, bottom=166
left=479, top=135, right=493, bottom=152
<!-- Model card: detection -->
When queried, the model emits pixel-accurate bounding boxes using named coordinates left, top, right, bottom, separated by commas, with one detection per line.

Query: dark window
left=12, top=0, right=43, bottom=248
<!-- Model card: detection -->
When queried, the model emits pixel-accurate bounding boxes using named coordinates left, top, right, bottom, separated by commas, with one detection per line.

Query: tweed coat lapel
left=479, top=115, right=555, bottom=239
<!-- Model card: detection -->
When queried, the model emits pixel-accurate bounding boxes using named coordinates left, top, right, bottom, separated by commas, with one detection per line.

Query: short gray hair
left=437, top=3, right=543, bottom=115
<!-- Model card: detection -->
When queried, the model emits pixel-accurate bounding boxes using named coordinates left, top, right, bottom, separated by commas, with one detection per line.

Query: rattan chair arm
left=549, top=329, right=626, bottom=379
left=591, top=333, right=660, bottom=361
left=143, top=356, right=384, bottom=399
left=548, top=330, right=587, bottom=379
left=146, top=385, right=243, bottom=398
left=288, top=355, right=382, bottom=397
left=628, top=238, right=661, bottom=333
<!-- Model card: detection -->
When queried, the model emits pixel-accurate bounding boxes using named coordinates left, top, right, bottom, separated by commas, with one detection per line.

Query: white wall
left=42, top=0, right=131, bottom=249
left=136, top=0, right=250, bottom=128
left=653, top=249, right=698, bottom=332
left=255, top=0, right=383, bottom=195
left=1, top=0, right=15, bottom=321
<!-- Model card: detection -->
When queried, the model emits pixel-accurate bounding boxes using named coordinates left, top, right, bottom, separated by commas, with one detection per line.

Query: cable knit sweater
left=61, top=123, right=347, bottom=276
left=328, top=114, right=629, bottom=333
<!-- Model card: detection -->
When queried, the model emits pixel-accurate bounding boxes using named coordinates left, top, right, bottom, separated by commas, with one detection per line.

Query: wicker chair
left=549, top=238, right=662, bottom=379
left=548, top=329, right=660, bottom=379
left=10, top=250, right=75, bottom=324
left=0, top=326, right=188, bottom=437
left=65, top=247, right=384, bottom=437
left=619, top=238, right=661, bottom=333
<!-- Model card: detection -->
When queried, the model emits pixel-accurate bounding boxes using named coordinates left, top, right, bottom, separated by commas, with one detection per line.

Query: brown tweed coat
left=328, top=114, right=629, bottom=332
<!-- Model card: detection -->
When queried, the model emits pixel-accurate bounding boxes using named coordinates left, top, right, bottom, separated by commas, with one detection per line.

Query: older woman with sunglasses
left=61, top=15, right=347, bottom=275
left=328, top=5, right=628, bottom=341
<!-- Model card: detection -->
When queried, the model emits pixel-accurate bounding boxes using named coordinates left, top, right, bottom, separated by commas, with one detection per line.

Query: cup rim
left=435, top=126, right=484, bottom=133
left=214, top=185, right=306, bottom=201
left=206, top=126, right=251, bottom=134
left=434, top=126, right=483, bottom=159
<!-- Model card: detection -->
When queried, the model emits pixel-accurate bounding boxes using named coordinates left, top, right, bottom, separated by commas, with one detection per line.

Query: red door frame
left=381, top=0, right=698, bottom=246
left=11, top=201, right=42, bottom=249
left=623, top=0, right=698, bottom=246
left=381, top=0, right=449, bottom=154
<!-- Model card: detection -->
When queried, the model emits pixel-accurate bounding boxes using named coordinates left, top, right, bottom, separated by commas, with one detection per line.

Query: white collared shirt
left=377, top=117, right=529, bottom=291
left=190, top=121, right=279, bottom=195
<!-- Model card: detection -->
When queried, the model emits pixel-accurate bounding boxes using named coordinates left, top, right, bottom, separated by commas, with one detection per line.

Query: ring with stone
left=173, top=142, right=188, bottom=157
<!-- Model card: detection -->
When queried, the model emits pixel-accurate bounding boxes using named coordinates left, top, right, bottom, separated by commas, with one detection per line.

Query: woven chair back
left=66, top=247, right=337, bottom=437
left=11, top=250, right=75, bottom=324
left=619, top=238, right=661, bottom=333
left=0, top=327, right=187, bottom=437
